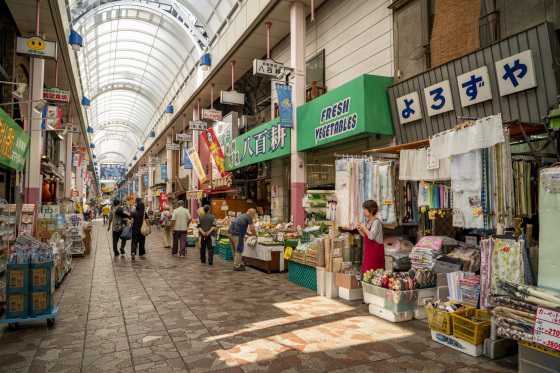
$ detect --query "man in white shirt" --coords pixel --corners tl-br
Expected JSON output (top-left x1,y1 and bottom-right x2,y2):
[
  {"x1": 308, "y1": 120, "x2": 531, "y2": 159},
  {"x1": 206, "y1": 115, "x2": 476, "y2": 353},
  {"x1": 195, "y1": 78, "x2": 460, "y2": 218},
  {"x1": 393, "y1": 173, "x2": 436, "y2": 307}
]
[{"x1": 171, "y1": 200, "x2": 191, "y2": 258}]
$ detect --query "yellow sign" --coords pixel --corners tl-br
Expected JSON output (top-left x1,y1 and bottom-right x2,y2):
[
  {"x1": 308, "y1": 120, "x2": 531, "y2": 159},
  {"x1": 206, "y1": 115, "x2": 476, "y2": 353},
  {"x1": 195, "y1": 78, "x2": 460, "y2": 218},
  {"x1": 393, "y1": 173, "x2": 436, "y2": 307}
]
[
  {"x1": 428, "y1": 211, "x2": 436, "y2": 220},
  {"x1": 472, "y1": 207, "x2": 482, "y2": 217}
]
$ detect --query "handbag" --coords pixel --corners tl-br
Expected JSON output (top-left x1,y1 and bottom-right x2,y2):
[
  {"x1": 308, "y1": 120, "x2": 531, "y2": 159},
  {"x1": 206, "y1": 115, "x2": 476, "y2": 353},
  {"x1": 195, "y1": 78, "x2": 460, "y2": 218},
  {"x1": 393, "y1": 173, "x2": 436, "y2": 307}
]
[
  {"x1": 121, "y1": 224, "x2": 132, "y2": 240},
  {"x1": 141, "y1": 219, "x2": 151, "y2": 236}
]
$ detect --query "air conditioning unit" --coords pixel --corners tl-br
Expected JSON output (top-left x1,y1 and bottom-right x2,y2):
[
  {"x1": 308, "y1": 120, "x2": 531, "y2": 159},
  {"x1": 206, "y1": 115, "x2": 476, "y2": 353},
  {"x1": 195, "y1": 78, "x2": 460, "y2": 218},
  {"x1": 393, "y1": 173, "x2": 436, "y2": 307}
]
[
  {"x1": 239, "y1": 115, "x2": 261, "y2": 129},
  {"x1": 220, "y1": 90, "x2": 245, "y2": 105}
]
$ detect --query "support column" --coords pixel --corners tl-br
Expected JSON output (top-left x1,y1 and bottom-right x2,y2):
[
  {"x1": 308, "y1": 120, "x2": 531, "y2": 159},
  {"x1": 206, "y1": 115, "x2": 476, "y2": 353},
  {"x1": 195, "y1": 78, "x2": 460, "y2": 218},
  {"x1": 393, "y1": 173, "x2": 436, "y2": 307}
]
[
  {"x1": 24, "y1": 56, "x2": 45, "y2": 206},
  {"x1": 166, "y1": 135, "x2": 173, "y2": 194},
  {"x1": 191, "y1": 130, "x2": 199, "y2": 219},
  {"x1": 290, "y1": 1, "x2": 307, "y2": 228},
  {"x1": 138, "y1": 173, "x2": 143, "y2": 199},
  {"x1": 64, "y1": 133, "x2": 73, "y2": 201},
  {"x1": 75, "y1": 162, "x2": 83, "y2": 210},
  {"x1": 148, "y1": 156, "x2": 153, "y2": 211}
]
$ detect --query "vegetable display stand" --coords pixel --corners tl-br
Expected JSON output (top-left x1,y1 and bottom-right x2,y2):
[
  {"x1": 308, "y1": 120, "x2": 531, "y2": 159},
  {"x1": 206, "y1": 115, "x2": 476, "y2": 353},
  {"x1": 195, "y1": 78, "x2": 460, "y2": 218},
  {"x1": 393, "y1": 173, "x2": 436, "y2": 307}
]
[
  {"x1": 1, "y1": 306, "x2": 59, "y2": 330},
  {"x1": 288, "y1": 261, "x2": 317, "y2": 291}
]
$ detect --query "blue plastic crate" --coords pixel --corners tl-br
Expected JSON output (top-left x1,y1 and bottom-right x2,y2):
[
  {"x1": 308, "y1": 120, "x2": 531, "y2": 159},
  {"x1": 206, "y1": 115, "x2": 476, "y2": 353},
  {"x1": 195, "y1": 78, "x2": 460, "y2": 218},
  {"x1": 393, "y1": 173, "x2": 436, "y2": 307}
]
[
  {"x1": 288, "y1": 261, "x2": 317, "y2": 292},
  {"x1": 219, "y1": 244, "x2": 234, "y2": 260}
]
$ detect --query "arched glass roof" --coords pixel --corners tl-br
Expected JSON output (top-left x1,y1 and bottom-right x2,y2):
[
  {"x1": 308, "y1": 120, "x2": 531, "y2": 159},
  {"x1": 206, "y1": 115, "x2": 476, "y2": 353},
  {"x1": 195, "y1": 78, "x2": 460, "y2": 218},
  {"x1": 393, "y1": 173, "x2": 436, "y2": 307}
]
[{"x1": 70, "y1": 0, "x2": 236, "y2": 169}]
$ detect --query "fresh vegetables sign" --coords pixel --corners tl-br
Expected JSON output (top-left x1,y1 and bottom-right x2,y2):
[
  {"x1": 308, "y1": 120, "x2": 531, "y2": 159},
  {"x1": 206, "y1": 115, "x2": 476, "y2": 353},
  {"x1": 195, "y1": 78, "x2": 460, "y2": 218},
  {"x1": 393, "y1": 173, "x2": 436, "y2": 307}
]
[{"x1": 0, "y1": 108, "x2": 30, "y2": 171}]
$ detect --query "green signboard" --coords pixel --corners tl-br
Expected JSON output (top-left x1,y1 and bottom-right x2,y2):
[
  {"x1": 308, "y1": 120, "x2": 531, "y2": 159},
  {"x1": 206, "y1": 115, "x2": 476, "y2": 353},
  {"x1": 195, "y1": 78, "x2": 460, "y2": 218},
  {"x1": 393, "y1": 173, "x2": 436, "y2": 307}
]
[
  {"x1": 0, "y1": 108, "x2": 30, "y2": 171},
  {"x1": 297, "y1": 75, "x2": 394, "y2": 151},
  {"x1": 224, "y1": 118, "x2": 291, "y2": 171}
]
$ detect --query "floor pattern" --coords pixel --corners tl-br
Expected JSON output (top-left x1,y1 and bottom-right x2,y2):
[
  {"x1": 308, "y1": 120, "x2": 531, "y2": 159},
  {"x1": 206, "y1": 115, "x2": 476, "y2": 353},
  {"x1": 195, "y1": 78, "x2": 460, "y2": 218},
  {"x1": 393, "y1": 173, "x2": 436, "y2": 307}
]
[{"x1": 0, "y1": 219, "x2": 518, "y2": 372}]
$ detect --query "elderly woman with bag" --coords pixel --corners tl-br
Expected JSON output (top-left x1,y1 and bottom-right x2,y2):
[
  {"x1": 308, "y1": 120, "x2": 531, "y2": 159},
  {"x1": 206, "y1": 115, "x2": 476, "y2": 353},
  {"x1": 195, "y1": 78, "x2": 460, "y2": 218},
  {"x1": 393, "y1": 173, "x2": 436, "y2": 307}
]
[{"x1": 130, "y1": 202, "x2": 151, "y2": 260}]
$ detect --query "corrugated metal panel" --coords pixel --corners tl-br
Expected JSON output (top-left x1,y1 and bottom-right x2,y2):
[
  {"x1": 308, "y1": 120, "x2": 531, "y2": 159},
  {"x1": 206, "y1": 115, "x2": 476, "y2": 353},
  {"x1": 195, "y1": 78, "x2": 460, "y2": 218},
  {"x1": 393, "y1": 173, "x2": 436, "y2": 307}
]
[{"x1": 388, "y1": 22, "x2": 560, "y2": 144}]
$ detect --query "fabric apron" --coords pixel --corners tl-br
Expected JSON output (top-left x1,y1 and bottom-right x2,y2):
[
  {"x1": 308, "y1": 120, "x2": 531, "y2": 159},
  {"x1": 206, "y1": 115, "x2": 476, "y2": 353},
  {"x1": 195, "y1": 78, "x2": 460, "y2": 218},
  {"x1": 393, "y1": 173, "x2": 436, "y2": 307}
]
[
  {"x1": 229, "y1": 222, "x2": 248, "y2": 253},
  {"x1": 362, "y1": 218, "x2": 385, "y2": 274}
]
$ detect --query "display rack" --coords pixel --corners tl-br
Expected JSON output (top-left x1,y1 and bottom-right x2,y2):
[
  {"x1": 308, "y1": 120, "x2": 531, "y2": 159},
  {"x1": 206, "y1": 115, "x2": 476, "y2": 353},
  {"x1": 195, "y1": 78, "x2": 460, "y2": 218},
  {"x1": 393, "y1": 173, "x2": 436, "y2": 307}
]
[
  {"x1": 64, "y1": 214, "x2": 85, "y2": 257},
  {"x1": 18, "y1": 204, "x2": 35, "y2": 237},
  {"x1": 307, "y1": 190, "x2": 335, "y2": 226}
]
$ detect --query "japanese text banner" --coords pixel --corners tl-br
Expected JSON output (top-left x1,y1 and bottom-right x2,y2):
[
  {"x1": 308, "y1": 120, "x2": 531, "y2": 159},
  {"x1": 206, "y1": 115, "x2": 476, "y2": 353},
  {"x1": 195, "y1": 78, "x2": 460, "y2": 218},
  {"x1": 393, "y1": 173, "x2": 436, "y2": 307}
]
[
  {"x1": 202, "y1": 128, "x2": 229, "y2": 179},
  {"x1": 0, "y1": 108, "x2": 30, "y2": 172},
  {"x1": 100, "y1": 164, "x2": 127, "y2": 180},
  {"x1": 187, "y1": 148, "x2": 207, "y2": 184}
]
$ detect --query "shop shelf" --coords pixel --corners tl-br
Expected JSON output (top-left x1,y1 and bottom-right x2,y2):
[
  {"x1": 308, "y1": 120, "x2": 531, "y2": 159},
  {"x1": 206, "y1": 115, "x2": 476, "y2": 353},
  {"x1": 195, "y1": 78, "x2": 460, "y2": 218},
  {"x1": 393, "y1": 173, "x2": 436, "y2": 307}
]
[
  {"x1": 451, "y1": 308, "x2": 491, "y2": 345},
  {"x1": 288, "y1": 261, "x2": 317, "y2": 292}
]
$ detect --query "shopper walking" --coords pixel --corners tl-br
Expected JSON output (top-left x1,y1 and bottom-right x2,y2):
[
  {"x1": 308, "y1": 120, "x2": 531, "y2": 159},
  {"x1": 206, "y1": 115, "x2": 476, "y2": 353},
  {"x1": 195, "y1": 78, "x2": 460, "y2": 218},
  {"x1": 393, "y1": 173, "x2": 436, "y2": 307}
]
[
  {"x1": 107, "y1": 199, "x2": 131, "y2": 257},
  {"x1": 227, "y1": 209, "x2": 258, "y2": 271},
  {"x1": 171, "y1": 200, "x2": 191, "y2": 258},
  {"x1": 161, "y1": 205, "x2": 173, "y2": 248},
  {"x1": 101, "y1": 204, "x2": 110, "y2": 224},
  {"x1": 198, "y1": 205, "x2": 217, "y2": 265},
  {"x1": 130, "y1": 201, "x2": 150, "y2": 260},
  {"x1": 357, "y1": 200, "x2": 385, "y2": 273}
]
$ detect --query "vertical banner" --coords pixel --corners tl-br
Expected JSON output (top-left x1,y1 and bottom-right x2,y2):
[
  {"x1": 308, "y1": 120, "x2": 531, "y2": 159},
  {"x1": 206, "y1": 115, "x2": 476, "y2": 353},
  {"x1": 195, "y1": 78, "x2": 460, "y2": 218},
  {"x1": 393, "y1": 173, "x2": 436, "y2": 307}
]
[
  {"x1": 143, "y1": 175, "x2": 149, "y2": 187},
  {"x1": 276, "y1": 83, "x2": 293, "y2": 128},
  {"x1": 160, "y1": 192, "x2": 168, "y2": 210},
  {"x1": 160, "y1": 164, "x2": 168, "y2": 180},
  {"x1": 183, "y1": 147, "x2": 193, "y2": 169},
  {"x1": 187, "y1": 148, "x2": 207, "y2": 183},
  {"x1": 201, "y1": 128, "x2": 229, "y2": 178},
  {"x1": 134, "y1": 180, "x2": 138, "y2": 192},
  {"x1": 129, "y1": 193, "x2": 134, "y2": 207},
  {"x1": 41, "y1": 105, "x2": 62, "y2": 130}
]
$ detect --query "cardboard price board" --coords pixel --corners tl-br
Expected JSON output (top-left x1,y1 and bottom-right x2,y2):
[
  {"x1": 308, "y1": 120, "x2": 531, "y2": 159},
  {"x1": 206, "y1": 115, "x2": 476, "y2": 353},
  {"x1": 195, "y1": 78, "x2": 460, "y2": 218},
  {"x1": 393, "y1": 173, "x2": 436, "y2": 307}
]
[{"x1": 533, "y1": 307, "x2": 560, "y2": 351}]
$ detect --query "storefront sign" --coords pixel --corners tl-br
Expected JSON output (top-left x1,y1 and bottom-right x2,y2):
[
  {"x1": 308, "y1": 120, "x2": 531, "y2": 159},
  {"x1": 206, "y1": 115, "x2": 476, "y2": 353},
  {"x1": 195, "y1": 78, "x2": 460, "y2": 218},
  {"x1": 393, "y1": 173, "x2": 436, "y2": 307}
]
[
  {"x1": 62, "y1": 122, "x2": 79, "y2": 133},
  {"x1": 253, "y1": 58, "x2": 283, "y2": 78},
  {"x1": 152, "y1": 157, "x2": 163, "y2": 163},
  {"x1": 189, "y1": 121, "x2": 207, "y2": 131},
  {"x1": 16, "y1": 36, "x2": 57, "y2": 61},
  {"x1": 42, "y1": 105, "x2": 61, "y2": 130},
  {"x1": 100, "y1": 164, "x2": 127, "y2": 180},
  {"x1": 187, "y1": 148, "x2": 207, "y2": 183},
  {"x1": 176, "y1": 133, "x2": 191, "y2": 142},
  {"x1": 396, "y1": 92, "x2": 422, "y2": 124},
  {"x1": 276, "y1": 83, "x2": 293, "y2": 128},
  {"x1": 166, "y1": 143, "x2": 180, "y2": 151},
  {"x1": 423, "y1": 80, "x2": 454, "y2": 117},
  {"x1": 43, "y1": 87, "x2": 69, "y2": 102},
  {"x1": 297, "y1": 75, "x2": 394, "y2": 151},
  {"x1": 202, "y1": 128, "x2": 229, "y2": 178},
  {"x1": 183, "y1": 147, "x2": 193, "y2": 169},
  {"x1": 202, "y1": 108, "x2": 222, "y2": 121},
  {"x1": 72, "y1": 146, "x2": 86, "y2": 154},
  {"x1": 457, "y1": 66, "x2": 492, "y2": 107},
  {"x1": 495, "y1": 50, "x2": 537, "y2": 96},
  {"x1": 145, "y1": 162, "x2": 155, "y2": 167},
  {"x1": 42, "y1": 205, "x2": 60, "y2": 214},
  {"x1": 224, "y1": 118, "x2": 291, "y2": 171},
  {"x1": 0, "y1": 108, "x2": 30, "y2": 172},
  {"x1": 160, "y1": 164, "x2": 168, "y2": 180}
]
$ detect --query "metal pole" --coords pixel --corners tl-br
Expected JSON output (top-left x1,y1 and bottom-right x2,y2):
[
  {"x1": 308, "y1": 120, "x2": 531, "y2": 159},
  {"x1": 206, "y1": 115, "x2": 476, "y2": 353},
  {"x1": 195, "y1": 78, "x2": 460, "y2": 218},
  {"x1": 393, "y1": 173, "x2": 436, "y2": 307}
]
[
  {"x1": 210, "y1": 83, "x2": 214, "y2": 109},
  {"x1": 55, "y1": 58, "x2": 59, "y2": 86},
  {"x1": 266, "y1": 22, "x2": 272, "y2": 59},
  {"x1": 231, "y1": 61, "x2": 236, "y2": 90},
  {"x1": 183, "y1": 113, "x2": 186, "y2": 133},
  {"x1": 197, "y1": 98, "x2": 201, "y2": 121},
  {"x1": 36, "y1": 0, "x2": 41, "y2": 35}
]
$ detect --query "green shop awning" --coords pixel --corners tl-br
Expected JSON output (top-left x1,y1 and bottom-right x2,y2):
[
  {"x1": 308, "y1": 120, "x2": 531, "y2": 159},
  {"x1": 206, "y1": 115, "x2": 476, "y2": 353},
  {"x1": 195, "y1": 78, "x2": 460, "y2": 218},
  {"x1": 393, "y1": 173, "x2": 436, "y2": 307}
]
[
  {"x1": 296, "y1": 74, "x2": 394, "y2": 152},
  {"x1": 0, "y1": 107, "x2": 30, "y2": 172},
  {"x1": 224, "y1": 118, "x2": 291, "y2": 172}
]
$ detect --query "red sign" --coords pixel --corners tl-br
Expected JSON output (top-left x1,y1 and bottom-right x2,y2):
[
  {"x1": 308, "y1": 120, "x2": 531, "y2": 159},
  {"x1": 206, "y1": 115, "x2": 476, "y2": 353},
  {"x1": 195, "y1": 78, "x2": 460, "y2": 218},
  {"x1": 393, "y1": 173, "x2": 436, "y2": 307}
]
[
  {"x1": 160, "y1": 192, "x2": 168, "y2": 210},
  {"x1": 202, "y1": 128, "x2": 229, "y2": 179}
]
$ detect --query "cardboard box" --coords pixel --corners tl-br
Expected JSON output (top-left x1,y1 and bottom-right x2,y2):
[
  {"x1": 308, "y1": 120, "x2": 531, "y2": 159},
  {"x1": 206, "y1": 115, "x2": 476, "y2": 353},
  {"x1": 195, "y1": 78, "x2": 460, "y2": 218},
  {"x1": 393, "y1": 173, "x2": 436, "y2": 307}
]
[
  {"x1": 292, "y1": 252, "x2": 306, "y2": 264},
  {"x1": 29, "y1": 292, "x2": 53, "y2": 317},
  {"x1": 7, "y1": 268, "x2": 29, "y2": 295},
  {"x1": 30, "y1": 267, "x2": 55, "y2": 293},
  {"x1": 6, "y1": 293, "x2": 29, "y2": 319},
  {"x1": 306, "y1": 249, "x2": 317, "y2": 259},
  {"x1": 339, "y1": 287, "x2": 363, "y2": 301},
  {"x1": 306, "y1": 257, "x2": 318, "y2": 267},
  {"x1": 335, "y1": 272, "x2": 362, "y2": 289}
]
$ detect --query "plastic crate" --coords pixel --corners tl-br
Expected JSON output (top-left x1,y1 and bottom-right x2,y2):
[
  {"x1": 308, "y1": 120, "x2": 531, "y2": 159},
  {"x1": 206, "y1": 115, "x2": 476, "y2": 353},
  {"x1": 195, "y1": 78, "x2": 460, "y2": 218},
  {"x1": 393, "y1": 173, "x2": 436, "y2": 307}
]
[
  {"x1": 451, "y1": 308, "x2": 491, "y2": 345},
  {"x1": 219, "y1": 244, "x2": 234, "y2": 260},
  {"x1": 288, "y1": 261, "x2": 317, "y2": 291},
  {"x1": 426, "y1": 303, "x2": 475, "y2": 334}
]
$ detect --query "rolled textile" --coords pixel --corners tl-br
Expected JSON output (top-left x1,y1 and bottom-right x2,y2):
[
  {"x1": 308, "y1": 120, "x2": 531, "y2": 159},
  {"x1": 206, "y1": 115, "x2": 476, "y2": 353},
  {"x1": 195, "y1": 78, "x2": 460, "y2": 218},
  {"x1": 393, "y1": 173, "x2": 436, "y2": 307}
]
[
  {"x1": 497, "y1": 326, "x2": 533, "y2": 343},
  {"x1": 492, "y1": 306, "x2": 535, "y2": 324},
  {"x1": 491, "y1": 296, "x2": 538, "y2": 313},
  {"x1": 498, "y1": 280, "x2": 560, "y2": 309},
  {"x1": 497, "y1": 317, "x2": 534, "y2": 334}
]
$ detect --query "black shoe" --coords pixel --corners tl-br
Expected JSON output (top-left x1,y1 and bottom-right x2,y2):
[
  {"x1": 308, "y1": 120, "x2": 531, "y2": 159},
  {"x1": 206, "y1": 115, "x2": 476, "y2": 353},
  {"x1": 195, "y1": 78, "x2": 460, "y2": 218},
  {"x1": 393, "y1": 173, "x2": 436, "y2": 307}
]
[
  {"x1": 120, "y1": 249, "x2": 125, "y2": 255},
  {"x1": 114, "y1": 252, "x2": 120, "y2": 257},
  {"x1": 209, "y1": 261, "x2": 213, "y2": 266},
  {"x1": 131, "y1": 253, "x2": 136, "y2": 260},
  {"x1": 201, "y1": 261, "x2": 206, "y2": 264},
  {"x1": 233, "y1": 266, "x2": 245, "y2": 271}
]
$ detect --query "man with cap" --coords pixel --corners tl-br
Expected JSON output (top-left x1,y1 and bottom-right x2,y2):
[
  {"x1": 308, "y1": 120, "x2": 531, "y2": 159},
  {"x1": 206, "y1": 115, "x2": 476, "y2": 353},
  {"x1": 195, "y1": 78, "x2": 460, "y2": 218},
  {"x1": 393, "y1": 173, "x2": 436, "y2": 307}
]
[
  {"x1": 171, "y1": 200, "x2": 191, "y2": 258},
  {"x1": 198, "y1": 205, "x2": 217, "y2": 265}
]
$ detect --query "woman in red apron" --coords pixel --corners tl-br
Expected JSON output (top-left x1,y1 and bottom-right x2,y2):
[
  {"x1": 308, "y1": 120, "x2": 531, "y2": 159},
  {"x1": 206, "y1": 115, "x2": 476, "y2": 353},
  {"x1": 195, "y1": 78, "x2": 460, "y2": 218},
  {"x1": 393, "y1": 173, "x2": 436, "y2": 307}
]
[{"x1": 358, "y1": 200, "x2": 385, "y2": 274}]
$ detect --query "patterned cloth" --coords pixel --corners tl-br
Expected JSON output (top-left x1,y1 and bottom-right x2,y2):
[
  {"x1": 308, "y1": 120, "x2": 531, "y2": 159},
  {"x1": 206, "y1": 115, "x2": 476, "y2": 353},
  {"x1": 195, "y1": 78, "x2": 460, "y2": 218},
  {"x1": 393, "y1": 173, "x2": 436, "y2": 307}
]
[
  {"x1": 491, "y1": 296, "x2": 538, "y2": 313},
  {"x1": 491, "y1": 238, "x2": 525, "y2": 296}
]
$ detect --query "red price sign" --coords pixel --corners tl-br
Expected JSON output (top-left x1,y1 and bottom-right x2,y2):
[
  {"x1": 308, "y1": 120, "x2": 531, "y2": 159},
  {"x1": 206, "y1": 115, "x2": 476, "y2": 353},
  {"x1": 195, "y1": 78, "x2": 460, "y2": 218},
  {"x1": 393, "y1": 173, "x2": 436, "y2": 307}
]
[{"x1": 533, "y1": 307, "x2": 560, "y2": 351}]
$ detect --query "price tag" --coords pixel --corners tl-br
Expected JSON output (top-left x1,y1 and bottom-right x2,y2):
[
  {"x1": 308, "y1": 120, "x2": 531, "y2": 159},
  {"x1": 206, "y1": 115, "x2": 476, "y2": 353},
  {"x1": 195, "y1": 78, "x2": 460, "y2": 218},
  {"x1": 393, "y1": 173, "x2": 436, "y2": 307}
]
[
  {"x1": 533, "y1": 307, "x2": 560, "y2": 351},
  {"x1": 382, "y1": 200, "x2": 393, "y2": 205},
  {"x1": 472, "y1": 208, "x2": 483, "y2": 217},
  {"x1": 428, "y1": 211, "x2": 436, "y2": 220}
]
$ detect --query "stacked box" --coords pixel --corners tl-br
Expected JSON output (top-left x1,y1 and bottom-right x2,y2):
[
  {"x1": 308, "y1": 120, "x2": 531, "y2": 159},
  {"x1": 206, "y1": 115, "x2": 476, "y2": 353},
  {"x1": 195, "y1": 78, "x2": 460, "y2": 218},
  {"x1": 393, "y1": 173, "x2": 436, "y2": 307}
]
[
  {"x1": 6, "y1": 263, "x2": 30, "y2": 319},
  {"x1": 291, "y1": 252, "x2": 306, "y2": 264},
  {"x1": 29, "y1": 291, "x2": 53, "y2": 317},
  {"x1": 6, "y1": 293, "x2": 29, "y2": 319},
  {"x1": 29, "y1": 261, "x2": 55, "y2": 317}
]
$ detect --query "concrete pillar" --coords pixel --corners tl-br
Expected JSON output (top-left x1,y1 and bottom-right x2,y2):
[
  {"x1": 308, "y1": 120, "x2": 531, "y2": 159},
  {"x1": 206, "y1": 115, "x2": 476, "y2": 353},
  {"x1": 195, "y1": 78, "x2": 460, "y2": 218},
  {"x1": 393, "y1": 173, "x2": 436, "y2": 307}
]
[
  {"x1": 138, "y1": 173, "x2": 143, "y2": 199},
  {"x1": 75, "y1": 163, "x2": 83, "y2": 210},
  {"x1": 64, "y1": 133, "x2": 73, "y2": 201},
  {"x1": 166, "y1": 135, "x2": 173, "y2": 194},
  {"x1": 191, "y1": 130, "x2": 199, "y2": 219},
  {"x1": 148, "y1": 155, "x2": 153, "y2": 211},
  {"x1": 290, "y1": 1, "x2": 307, "y2": 228},
  {"x1": 24, "y1": 56, "x2": 45, "y2": 206}
]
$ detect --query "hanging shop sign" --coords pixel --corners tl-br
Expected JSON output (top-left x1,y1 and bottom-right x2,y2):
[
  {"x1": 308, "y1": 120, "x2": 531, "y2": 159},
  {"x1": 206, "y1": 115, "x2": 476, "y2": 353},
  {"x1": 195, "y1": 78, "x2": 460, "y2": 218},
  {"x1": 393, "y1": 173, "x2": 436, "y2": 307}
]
[
  {"x1": 0, "y1": 108, "x2": 30, "y2": 172},
  {"x1": 160, "y1": 164, "x2": 168, "y2": 180},
  {"x1": 101, "y1": 183, "x2": 117, "y2": 193},
  {"x1": 183, "y1": 147, "x2": 193, "y2": 169},
  {"x1": 100, "y1": 164, "x2": 127, "y2": 180},
  {"x1": 145, "y1": 162, "x2": 156, "y2": 167},
  {"x1": 187, "y1": 148, "x2": 207, "y2": 183},
  {"x1": 143, "y1": 175, "x2": 149, "y2": 186},
  {"x1": 152, "y1": 157, "x2": 163, "y2": 163},
  {"x1": 72, "y1": 146, "x2": 86, "y2": 154},
  {"x1": 43, "y1": 87, "x2": 69, "y2": 102},
  {"x1": 276, "y1": 83, "x2": 293, "y2": 128},
  {"x1": 189, "y1": 121, "x2": 207, "y2": 131},
  {"x1": 224, "y1": 118, "x2": 291, "y2": 171},
  {"x1": 253, "y1": 58, "x2": 283, "y2": 78},
  {"x1": 134, "y1": 181, "x2": 138, "y2": 192},
  {"x1": 16, "y1": 36, "x2": 57, "y2": 61},
  {"x1": 297, "y1": 75, "x2": 394, "y2": 151},
  {"x1": 72, "y1": 153, "x2": 81, "y2": 167},
  {"x1": 176, "y1": 133, "x2": 191, "y2": 142},
  {"x1": 166, "y1": 143, "x2": 180, "y2": 151},
  {"x1": 42, "y1": 105, "x2": 61, "y2": 130},
  {"x1": 140, "y1": 167, "x2": 149, "y2": 173},
  {"x1": 202, "y1": 128, "x2": 229, "y2": 178},
  {"x1": 202, "y1": 108, "x2": 222, "y2": 121},
  {"x1": 61, "y1": 122, "x2": 79, "y2": 133},
  {"x1": 160, "y1": 192, "x2": 168, "y2": 210}
]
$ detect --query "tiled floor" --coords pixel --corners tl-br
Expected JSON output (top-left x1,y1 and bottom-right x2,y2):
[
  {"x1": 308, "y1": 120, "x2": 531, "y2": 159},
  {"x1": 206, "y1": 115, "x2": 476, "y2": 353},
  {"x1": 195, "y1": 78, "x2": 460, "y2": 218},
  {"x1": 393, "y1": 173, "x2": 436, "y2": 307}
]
[{"x1": 0, "y1": 220, "x2": 518, "y2": 372}]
